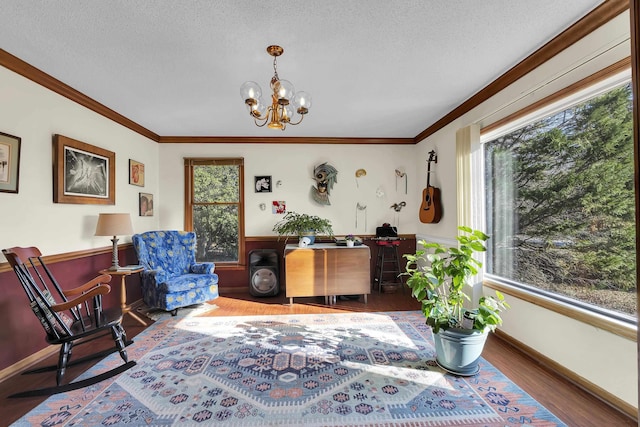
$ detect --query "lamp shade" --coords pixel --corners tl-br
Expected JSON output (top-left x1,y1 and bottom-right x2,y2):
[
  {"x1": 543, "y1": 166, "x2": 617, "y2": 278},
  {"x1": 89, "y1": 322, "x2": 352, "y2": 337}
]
[{"x1": 95, "y1": 213, "x2": 134, "y2": 236}]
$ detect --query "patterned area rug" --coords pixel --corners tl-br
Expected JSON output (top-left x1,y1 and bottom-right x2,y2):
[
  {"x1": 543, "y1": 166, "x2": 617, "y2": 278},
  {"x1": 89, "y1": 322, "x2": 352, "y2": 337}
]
[
  {"x1": 136, "y1": 302, "x2": 219, "y2": 322},
  {"x1": 15, "y1": 311, "x2": 566, "y2": 426}
]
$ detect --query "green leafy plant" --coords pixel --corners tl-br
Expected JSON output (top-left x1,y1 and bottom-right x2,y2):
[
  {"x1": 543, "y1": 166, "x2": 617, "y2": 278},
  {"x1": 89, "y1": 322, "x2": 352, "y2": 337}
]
[
  {"x1": 403, "y1": 226, "x2": 509, "y2": 334},
  {"x1": 272, "y1": 211, "x2": 334, "y2": 239}
]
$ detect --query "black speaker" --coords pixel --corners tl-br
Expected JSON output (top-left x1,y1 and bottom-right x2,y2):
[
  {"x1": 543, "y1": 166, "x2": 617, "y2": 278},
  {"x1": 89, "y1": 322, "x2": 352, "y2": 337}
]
[{"x1": 249, "y1": 249, "x2": 279, "y2": 297}]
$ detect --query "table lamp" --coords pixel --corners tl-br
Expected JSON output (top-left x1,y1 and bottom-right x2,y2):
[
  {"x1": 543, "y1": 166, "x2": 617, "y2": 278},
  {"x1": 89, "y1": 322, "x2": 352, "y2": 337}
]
[{"x1": 95, "y1": 213, "x2": 134, "y2": 271}]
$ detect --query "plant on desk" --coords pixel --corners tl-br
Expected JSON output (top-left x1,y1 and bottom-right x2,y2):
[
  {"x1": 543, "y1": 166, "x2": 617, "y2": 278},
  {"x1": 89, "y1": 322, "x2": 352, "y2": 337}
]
[
  {"x1": 272, "y1": 211, "x2": 334, "y2": 244},
  {"x1": 345, "y1": 234, "x2": 356, "y2": 247}
]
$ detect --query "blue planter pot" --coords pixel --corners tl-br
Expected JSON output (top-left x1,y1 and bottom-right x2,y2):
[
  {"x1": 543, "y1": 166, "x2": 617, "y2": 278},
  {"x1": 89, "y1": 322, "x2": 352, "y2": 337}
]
[
  {"x1": 300, "y1": 231, "x2": 316, "y2": 245},
  {"x1": 433, "y1": 328, "x2": 488, "y2": 376}
]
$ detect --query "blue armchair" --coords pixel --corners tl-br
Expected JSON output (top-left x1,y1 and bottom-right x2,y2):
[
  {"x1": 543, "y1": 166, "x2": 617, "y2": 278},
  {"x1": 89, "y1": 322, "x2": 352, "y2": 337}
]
[{"x1": 132, "y1": 230, "x2": 219, "y2": 315}]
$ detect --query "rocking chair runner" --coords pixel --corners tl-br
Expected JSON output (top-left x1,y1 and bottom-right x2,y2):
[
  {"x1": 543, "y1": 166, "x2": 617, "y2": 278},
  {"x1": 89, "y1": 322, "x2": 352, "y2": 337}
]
[{"x1": 2, "y1": 246, "x2": 136, "y2": 398}]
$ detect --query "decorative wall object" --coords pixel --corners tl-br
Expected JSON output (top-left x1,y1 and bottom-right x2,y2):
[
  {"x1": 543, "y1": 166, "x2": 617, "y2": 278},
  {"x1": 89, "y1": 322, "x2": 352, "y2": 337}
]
[
  {"x1": 53, "y1": 134, "x2": 115, "y2": 205},
  {"x1": 391, "y1": 201, "x2": 406, "y2": 212},
  {"x1": 255, "y1": 176, "x2": 272, "y2": 192},
  {"x1": 129, "y1": 159, "x2": 145, "y2": 186},
  {"x1": 272, "y1": 201, "x2": 286, "y2": 214},
  {"x1": 356, "y1": 202, "x2": 367, "y2": 230},
  {"x1": 311, "y1": 162, "x2": 338, "y2": 205},
  {"x1": 0, "y1": 131, "x2": 21, "y2": 194},
  {"x1": 391, "y1": 201, "x2": 407, "y2": 228},
  {"x1": 395, "y1": 169, "x2": 407, "y2": 194},
  {"x1": 139, "y1": 192, "x2": 154, "y2": 216},
  {"x1": 355, "y1": 168, "x2": 366, "y2": 188}
]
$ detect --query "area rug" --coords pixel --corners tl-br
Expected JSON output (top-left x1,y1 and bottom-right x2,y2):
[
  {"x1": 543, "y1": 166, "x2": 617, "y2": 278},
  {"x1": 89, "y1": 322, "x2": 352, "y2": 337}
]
[
  {"x1": 136, "y1": 302, "x2": 219, "y2": 322},
  {"x1": 14, "y1": 311, "x2": 566, "y2": 426}
]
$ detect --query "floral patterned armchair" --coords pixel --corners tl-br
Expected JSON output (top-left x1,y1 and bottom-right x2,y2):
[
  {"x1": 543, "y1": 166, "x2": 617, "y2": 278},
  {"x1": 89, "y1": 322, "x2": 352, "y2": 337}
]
[{"x1": 132, "y1": 230, "x2": 219, "y2": 315}]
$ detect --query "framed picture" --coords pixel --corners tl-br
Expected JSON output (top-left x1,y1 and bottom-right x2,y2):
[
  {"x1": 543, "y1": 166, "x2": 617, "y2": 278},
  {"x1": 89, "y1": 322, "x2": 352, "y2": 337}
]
[
  {"x1": 129, "y1": 159, "x2": 145, "y2": 186},
  {"x1": 0, "y1": 132, "x2": 21, "y2": 194},
  {"x1": 255, "y1": 175, "x2": 272, "y2": 193},
  {"x1": 272, "y1": 200, "x2": 286, "y2": 214},
  {"x1": 139, "y1": 192, "x2": 154, "y2": 216},
  {"x1": 53, "y1": 134, "x2": 115, "y2": 204}
]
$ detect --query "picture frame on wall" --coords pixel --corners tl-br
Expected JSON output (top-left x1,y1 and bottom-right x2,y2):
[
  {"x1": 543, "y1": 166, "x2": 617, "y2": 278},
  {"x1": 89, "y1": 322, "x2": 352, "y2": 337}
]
[
  {"x1": 0, "y1": 132, "x2": 21, "y2": 194},
  {"x1": 139, "y1": 192, "x2": 154, "y2": 216},
  {"x1": 255, "y1": 175, "x2": 272, "y2": 193},
  {"x1": 53, "y1": 134, "x2": 115, "y2": 204},
  {"x1": 129, "y1": 159, "x2": 145, "y2": 186}
]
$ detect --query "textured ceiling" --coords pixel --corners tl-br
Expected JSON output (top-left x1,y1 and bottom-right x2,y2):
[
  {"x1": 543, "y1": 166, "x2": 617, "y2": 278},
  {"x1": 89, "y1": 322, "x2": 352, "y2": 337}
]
[{"x1": 0, "y1": 0, "x2": 605, "y2": 139}]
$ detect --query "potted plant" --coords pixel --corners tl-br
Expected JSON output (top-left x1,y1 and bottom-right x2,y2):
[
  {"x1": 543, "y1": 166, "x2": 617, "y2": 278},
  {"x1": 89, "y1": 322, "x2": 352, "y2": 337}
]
[
  {"x1": 345, "y1": 234, "x2": 356, "y2": 247},
  {"x1": 272, "y1": 211, "x2": 334, "y2": 244},
  {"x1": 403, "y1": 226, "x2": 509, "y2": 375}
]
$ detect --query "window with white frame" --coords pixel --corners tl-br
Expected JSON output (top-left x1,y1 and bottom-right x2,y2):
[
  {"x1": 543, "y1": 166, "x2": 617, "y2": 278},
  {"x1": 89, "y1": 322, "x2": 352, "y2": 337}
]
[{"x1": 482, "y1": 73, "x2": 636, "y2": 321}]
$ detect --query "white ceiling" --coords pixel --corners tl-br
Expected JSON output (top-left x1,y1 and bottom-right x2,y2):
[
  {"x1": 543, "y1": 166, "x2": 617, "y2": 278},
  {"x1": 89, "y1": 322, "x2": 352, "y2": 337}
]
[{"x1": 0, "y1": 0, "x2": 605, "y2": 139}]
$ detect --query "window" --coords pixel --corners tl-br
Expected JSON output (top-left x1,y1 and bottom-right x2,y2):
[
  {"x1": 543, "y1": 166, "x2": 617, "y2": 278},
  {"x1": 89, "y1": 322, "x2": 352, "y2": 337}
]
[
  {"x1": 483, "y1": 79, "x2": 636, "y2": 321},
  {"x1": 184, "y1": 158, "x2": 245, "y2": 265}
]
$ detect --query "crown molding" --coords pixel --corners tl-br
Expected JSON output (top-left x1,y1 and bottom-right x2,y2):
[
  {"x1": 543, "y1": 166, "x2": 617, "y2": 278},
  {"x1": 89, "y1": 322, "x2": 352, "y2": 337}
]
[
  {"x1": 158, "y1": 136, "x2": 414, "y2": 144},
  {"x1": 414, "y1": 0, "x2": 629, "y2": 143},
  {"x1": 0, "y1": 49, "x2": 160, "y2": 142}
]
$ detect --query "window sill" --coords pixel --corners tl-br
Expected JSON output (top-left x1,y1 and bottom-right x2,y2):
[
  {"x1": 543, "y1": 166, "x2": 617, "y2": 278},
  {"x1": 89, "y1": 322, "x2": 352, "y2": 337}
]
[
  {"x1": 484, "y1": 277, "x2": 637, "y2": 341},
  {"x1": 213, "y1": 263, "x2": 246, "y2": 271}
]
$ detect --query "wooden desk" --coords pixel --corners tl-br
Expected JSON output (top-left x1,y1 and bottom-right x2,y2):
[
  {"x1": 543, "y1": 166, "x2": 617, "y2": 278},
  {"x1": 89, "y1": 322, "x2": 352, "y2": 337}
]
[
  {"x1": 284, "y1": 243, "x2": 370, "y2": 305},
  {"x1": 100, "y1": 267, "x2": 146, "y2": 325}
]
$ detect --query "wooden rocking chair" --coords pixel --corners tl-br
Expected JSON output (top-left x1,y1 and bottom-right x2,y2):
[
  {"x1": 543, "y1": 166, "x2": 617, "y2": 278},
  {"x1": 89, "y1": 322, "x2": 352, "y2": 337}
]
[{"x1": 2, "y1": 246, "x2": 136, "y2": 398}]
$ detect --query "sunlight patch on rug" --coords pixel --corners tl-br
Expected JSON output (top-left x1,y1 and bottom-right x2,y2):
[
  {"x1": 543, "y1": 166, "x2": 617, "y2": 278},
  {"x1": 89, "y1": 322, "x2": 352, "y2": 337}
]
[{"x1": 15, "y1": 311, "x2": 567, "y2": 427}]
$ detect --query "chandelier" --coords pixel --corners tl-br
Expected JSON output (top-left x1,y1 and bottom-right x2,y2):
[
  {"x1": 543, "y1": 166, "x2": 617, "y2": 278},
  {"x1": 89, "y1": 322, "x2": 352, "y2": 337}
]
[{"x1": 240, "y1": 45, "x2": 312, "y2": 130}]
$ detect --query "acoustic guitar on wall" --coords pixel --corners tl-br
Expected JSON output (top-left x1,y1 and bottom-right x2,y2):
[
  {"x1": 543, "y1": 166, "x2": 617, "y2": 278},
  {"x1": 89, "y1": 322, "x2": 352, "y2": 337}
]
[{"x1": 419, "y1": 150, "x2": 442, "y2": 223}]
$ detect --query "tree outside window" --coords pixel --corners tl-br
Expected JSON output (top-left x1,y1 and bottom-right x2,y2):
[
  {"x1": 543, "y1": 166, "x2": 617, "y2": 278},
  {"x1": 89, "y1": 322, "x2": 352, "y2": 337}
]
[
  {"x1": 484, "y1": 82, "x2": 636, "y2": 319},
  {"x1": 185, "y1": 158, "x2": 245, "y2": 264}
]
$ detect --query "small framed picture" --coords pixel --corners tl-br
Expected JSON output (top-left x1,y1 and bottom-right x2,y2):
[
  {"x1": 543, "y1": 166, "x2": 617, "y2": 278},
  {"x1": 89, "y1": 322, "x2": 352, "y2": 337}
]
[
  {"x1": 129, "y1": 159, "x2": 145, "y2": 186},
  {"x1": 255, "y1": 175, "x2": 272, "y2": 193},
  {"x1": 0, "y1": 132, "x2": 21, "y2": 194},
  {"x1": 139, "y1": 192, "x2": 153, "y2": 216},
  {"x1": 272, "y1": 200, "x2": 286, "y2": 214}
]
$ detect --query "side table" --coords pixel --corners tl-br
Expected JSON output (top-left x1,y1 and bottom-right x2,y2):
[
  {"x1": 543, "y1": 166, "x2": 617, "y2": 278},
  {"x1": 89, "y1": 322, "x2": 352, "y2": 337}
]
[{"x1": 100, "y1": 267, "x2": 147, "y2": 326}]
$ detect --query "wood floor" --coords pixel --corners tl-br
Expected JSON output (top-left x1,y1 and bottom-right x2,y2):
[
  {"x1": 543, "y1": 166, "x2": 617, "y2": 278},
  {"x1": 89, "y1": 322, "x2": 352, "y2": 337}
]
[{"x1": 0, "y1": 290, "x2": 636, "y2": 426}]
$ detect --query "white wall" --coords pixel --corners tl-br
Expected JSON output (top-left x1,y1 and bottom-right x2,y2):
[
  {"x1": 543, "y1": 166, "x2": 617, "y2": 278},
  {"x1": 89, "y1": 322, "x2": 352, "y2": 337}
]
[
  {"x1": 158, "y1": 143, "x2": 417, "y2": 237},
  {"x1": 0, "y1": 66, "x2": 159, "y2": 259},
  {"x1": 416, "y1": 11, "x2": 636, "y2": 408}
]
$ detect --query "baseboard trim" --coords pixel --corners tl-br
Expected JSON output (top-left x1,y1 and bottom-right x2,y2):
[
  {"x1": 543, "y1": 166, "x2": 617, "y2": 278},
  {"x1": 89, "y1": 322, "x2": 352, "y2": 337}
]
[
  {"x1": 218, "y1": 286, "x2": 247, "y2": 295},
  {"x1": 495, "y1": 329, "x2": 638, "y2": 421},
  {"x1": 0, "y1": 345, "x2": 57, "y2": 383}
]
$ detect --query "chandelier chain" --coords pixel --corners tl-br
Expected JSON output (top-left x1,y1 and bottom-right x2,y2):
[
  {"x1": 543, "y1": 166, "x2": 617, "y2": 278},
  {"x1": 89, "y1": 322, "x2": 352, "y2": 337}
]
[{"x1": 272, "y1": 56, "x2": 279, "y2": 81}]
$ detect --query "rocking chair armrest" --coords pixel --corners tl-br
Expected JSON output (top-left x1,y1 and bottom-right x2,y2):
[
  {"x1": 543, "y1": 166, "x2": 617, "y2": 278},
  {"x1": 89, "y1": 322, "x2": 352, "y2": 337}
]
[
  {"x1": 64, "y1": 274, "x2": 112, "y2": 296},
  {"x1": 50, "y1": 284, "x2": 112, "y2": 312}
]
